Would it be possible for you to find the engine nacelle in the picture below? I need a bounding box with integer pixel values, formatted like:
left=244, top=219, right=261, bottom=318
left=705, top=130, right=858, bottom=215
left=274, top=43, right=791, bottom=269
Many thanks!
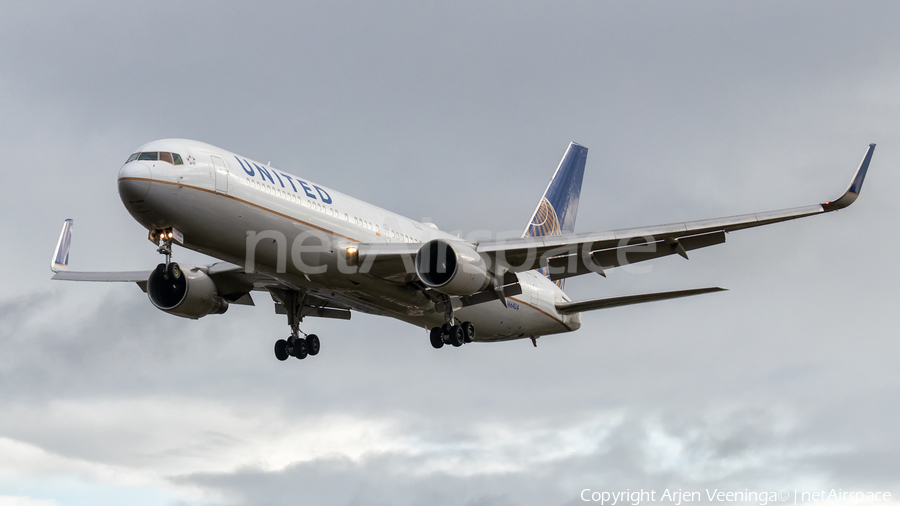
left=147, top=263, right=228, bottom=319
left=415, top=239, right=492, bottom=295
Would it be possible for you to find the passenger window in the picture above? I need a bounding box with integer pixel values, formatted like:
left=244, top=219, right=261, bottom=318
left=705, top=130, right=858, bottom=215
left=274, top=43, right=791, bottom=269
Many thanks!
left=173, top=153, right=184, bottom=165
left=127, top=153, right=139, bottom=163
left=159, top=152, right=174, bottom=164
left=138, top=152, right=158, bottom=161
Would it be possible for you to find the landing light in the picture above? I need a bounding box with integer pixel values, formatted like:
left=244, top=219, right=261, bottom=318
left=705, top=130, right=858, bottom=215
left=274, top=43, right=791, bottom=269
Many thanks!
left=345, top=246, right=359, bottom=267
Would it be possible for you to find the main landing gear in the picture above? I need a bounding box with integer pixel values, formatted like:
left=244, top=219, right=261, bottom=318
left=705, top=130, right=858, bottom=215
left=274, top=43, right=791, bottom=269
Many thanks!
left=429, top=321, right=475, bottom=349
left=273, top=291, right=321, bottom=362
left=429, top=295, right=475, bottom=349
left=274, top=333, right=319, bottom=361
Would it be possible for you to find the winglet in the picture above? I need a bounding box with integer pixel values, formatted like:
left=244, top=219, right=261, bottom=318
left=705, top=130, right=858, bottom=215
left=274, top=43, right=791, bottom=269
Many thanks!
left=822, top=144, right=875, bottom=211
left=51, top=219, right=73, bottom=273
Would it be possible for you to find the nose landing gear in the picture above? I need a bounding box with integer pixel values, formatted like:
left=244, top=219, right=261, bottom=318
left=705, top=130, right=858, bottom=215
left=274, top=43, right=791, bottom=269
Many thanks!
left=150, top=227, right=184, bottom=278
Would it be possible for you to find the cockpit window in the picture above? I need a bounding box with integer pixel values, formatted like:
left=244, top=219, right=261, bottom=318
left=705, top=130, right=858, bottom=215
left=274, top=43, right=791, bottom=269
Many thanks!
left=130, top=151, right=185, bottom=164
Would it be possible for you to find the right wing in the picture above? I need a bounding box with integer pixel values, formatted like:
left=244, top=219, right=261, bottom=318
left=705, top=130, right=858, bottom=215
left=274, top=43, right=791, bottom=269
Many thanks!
left=50, top=219, right=153, bottom=284
left=48, top=221, right=347, bottom=316
left=49, top=220, right=265, bottom=305
left=52, top=270, right=152, bottom=283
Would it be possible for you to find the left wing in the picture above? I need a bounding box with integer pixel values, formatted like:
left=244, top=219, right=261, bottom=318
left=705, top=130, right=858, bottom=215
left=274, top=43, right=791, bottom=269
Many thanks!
left=355, top=144, right=874, bottom=282
left=478, top=144, right=875, bottom=278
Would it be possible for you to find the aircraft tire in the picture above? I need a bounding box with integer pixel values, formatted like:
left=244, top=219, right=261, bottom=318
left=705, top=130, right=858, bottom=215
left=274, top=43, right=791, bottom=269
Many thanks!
left=462, top=321, right=475, bottom=343
left=307, top=334, right=320, bottom=356
left=293, top=338, right=308, bottom=359
left=449, top=325, right=464, bottom=347
left=430, top=327, right=444, bottom=349
left=274, top=339, right=289, bottom=361
left=166, top=262, right=181, bottom=280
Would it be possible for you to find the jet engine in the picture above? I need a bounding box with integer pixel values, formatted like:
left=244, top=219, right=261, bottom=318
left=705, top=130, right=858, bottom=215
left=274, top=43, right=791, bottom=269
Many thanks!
left=415, top=239, right=492, bottom=295
left=147, top=263, right=228, bottom=319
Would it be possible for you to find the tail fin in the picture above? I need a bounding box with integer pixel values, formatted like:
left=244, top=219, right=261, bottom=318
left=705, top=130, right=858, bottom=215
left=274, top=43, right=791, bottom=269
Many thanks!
left=524, top=142, right=588, bottom=237
left=51, top=219, right=73, bottom=273
left=524, top=143, right=587, bottom=289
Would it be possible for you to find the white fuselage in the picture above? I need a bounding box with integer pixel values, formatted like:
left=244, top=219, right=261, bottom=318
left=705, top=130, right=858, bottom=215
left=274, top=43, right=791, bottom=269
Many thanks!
left=117, top=139, right=581, bottom=341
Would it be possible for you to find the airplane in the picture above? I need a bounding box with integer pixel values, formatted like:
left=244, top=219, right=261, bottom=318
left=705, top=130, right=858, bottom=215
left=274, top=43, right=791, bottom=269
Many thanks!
left=51, top=139, right=875, bottom=362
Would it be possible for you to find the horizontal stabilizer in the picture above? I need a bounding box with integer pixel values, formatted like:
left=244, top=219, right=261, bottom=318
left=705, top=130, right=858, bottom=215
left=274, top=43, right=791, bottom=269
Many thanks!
left=555, top=286, right=726, bottom=315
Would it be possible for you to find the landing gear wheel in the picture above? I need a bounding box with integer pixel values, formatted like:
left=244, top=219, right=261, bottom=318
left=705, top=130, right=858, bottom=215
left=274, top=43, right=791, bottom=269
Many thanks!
left=292, top=338, right=308, bottom=359
left=462, top=321, right=475, bottom=343
left=430, top=327, right=444, bottom=349
left=166, top=262, right=181, bottom=280
left=448, top=325, right=464, bottom=347
left=274, top=339, right=289, bottom=361
left=306, top=334, right=320, bottom=356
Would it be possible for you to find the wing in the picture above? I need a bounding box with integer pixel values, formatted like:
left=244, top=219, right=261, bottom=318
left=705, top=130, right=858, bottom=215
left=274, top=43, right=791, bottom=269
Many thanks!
left=354, top=144, right=875, bottom=282
left=49, top=219, right=154, bottom=284
left=477, top=143, right=876, bottom=279
left=47, top=222, right=354, bottom=316
left=48, top=220, right=274, bottom=305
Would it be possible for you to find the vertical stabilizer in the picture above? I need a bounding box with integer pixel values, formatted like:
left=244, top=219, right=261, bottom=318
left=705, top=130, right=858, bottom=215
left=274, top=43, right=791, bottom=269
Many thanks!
left=524, top=142, right=588, bottom=237
left=524, top=143, right=587, bottom=289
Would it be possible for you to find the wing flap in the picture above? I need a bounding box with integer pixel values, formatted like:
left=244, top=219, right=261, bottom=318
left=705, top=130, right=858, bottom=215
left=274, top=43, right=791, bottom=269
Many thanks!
left=546, top=230, right=727, bottom=280
left=355, top=242, right=419, bottom=282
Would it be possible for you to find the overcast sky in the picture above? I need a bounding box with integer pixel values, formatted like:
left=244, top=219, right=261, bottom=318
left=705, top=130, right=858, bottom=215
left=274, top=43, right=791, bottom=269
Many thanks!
left=1, top=2, right=899, bottom=505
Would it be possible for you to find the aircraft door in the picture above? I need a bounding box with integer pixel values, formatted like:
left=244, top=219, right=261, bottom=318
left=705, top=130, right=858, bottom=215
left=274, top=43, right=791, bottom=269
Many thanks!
left=524, top=272, right=539, bottom=306
left=211, top=155, right=228, bottom=195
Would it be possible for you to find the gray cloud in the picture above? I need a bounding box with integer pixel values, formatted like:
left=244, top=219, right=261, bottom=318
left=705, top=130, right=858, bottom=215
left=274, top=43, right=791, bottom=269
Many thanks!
left=175, top=406, right=881, bottom=506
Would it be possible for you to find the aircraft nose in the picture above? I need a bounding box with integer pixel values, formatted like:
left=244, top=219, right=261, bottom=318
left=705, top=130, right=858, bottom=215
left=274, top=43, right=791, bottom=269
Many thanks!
left=118, top=161, right=152, bottom=200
